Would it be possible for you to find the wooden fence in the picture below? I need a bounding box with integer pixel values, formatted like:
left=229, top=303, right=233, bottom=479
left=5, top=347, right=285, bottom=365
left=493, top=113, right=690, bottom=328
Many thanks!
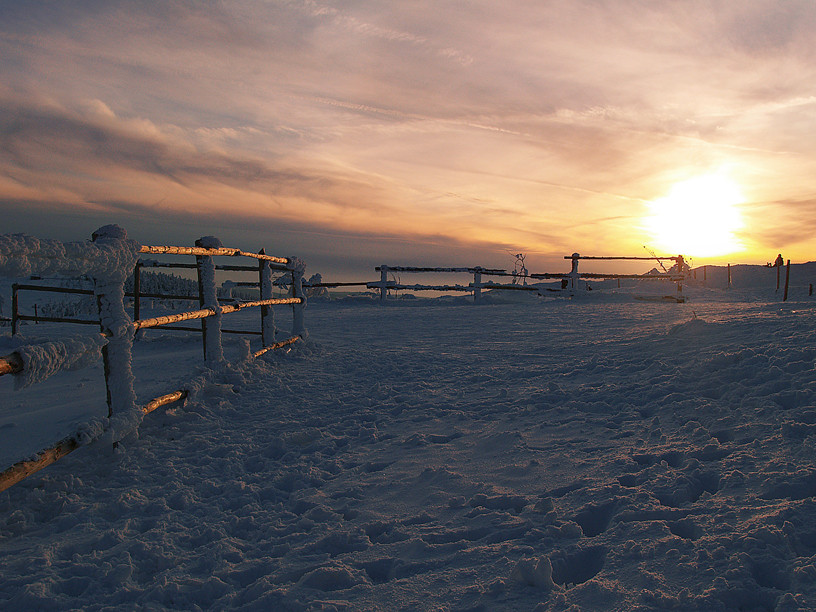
left=368, top=253, right=686, bottom=302
left=0, top=227, right=306, bottom=492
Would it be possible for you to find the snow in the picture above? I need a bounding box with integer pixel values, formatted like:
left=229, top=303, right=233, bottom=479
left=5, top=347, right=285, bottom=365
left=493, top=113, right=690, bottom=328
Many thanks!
left=260, top=261, right=277, bottom=344
left=91, top=225, right=140, bottom=444
left=13, top=335, right=107, bottom=390
left=198, top=254, right=225, bottom=365
left=0, top=227, right=139, bottom=279
left=2, top=284, right=816, bottom=610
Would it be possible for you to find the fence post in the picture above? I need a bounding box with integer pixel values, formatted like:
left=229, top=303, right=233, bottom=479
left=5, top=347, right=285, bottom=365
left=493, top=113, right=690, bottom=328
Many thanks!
left=675, top=254, right=685, bottom=300
left=727, top=263, right=731, bottom=289
left=133, top=261, right=142, bottom=322
left=290, top=259, right=307, bottom=337
left=783, top=260, right=791, bottom=302
left=380, top=265, right=388, bottom=302
left=91, top=225, right=137, bottom=419
left=258, top=248, right=276, bottom=345
left=195, top=236, right=224, bottom=364
left=569, top=254, right=580, bottom=292
left=11, top=284, right=18, bottom=336
left=473, top=267, right=482, bottom=304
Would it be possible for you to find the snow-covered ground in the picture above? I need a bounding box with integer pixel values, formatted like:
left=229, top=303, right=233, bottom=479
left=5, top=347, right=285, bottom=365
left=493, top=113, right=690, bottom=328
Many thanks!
left=2, top=288, right=816, bottom=610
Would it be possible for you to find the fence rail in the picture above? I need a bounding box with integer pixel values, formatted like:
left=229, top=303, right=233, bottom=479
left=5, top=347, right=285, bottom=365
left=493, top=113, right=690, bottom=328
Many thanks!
left=370, top=254, right=686, bottom=302
left=1, top=226, right=308, bottom=493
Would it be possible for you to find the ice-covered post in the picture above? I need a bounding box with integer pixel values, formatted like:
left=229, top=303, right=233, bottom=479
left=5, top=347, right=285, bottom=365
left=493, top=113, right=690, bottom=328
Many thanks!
left=91, top=225, right=138, bottom=419
left=133, top=261, right=142, bottom=322
left=258, top=248, right=276, bottom=346
left=379, top=265, right=388, bottom=302
left=675, top=254, right=685, bottom=300
left=195, top=236, right=224, bottom=364
left=569, top=253, right=580, bottom=292
left=473, top=267, right=482, bottom=304
left=289, top=257, right=307, bottom=337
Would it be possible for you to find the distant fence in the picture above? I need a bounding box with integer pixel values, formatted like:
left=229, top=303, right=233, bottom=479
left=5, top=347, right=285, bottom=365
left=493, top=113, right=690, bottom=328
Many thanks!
left=366, top=253, right=686, bottom=302
left=0, top=226, right=307, bottom=492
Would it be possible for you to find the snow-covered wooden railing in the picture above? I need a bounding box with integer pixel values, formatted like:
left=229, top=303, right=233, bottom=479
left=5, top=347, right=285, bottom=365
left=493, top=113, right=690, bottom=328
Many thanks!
left=371, top=255, right=686, bottom=302
left=371, top=266, right=515, bottom=303
left=558, top=254, right=686, bottom=300
left=0, top=226, right=307, bottom=493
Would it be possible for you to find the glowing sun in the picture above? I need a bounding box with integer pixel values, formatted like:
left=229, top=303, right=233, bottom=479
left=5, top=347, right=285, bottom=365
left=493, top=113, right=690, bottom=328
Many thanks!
left=644, top=173, right=744, bottom=257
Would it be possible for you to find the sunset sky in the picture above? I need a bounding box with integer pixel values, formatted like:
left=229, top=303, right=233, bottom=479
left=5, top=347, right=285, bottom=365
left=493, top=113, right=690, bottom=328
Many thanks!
left=2, top=1, right=816, bottom=277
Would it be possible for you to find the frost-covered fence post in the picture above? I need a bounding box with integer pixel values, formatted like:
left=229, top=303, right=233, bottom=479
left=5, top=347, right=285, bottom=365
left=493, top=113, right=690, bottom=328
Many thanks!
left=258, top=248, right=276, bottom=346
left=11, top=283, right=19, bottom=335
left=195, top=236, right=224, bottom=364
left=289, top=258, right=307, bottom=337
left=380, top=265, right=388, bottom=302
left=569, top=253, right=580, bottom=292
left=473, top=267, right=482, bottom=304
left=675, top=254, right=685, bottom=300
left=91, top=225, right=138, bottom=420
left=133, top=260, right=142, bottom=322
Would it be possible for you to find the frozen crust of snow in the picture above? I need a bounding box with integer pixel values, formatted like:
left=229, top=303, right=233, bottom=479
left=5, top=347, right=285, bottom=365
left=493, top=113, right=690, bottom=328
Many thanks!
left=13, top=335, right=107, bottom=390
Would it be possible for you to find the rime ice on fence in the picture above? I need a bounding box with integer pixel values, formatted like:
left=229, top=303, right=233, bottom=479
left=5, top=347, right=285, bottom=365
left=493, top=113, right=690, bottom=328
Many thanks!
left=289, top=257, right=308, bottom=338
left=0, top=229, right=139, bottom=279
left=259, top=250, right=276, bottom=345
left=13, top=335, right=107, bottom=390
left=91, top=225, right=140, bottom=439
left=196, top=236, right=225, bottom=364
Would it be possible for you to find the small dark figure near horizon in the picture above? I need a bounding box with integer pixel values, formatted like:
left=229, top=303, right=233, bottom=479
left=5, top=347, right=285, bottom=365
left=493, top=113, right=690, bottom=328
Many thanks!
left=773, top=254, right=784, bottom=267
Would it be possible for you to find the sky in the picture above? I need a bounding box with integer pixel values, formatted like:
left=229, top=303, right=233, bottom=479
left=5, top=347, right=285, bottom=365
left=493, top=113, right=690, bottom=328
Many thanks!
left=2, top=0, right=816, bottom=278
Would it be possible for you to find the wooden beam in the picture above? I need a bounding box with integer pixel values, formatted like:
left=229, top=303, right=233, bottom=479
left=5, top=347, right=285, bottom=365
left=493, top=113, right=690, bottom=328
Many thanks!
left=0, top=437, right=79, bottom=493
left=132, top=298, right=304, bottom=331
left=142, top=390, right=187, bottom=415
left=375, top=266, right=507, bottom=275
left=563, top=255, right=680, bottom=261
left=139, top=245, right=289, bottom=265
left=252, top=335, right=301, bottom=358
left=0, top=352, right=23, bottom=376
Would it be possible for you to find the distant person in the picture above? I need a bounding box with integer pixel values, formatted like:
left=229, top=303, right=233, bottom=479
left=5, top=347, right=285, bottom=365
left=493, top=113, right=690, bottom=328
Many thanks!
left=773, top=254, right=784, bottom=267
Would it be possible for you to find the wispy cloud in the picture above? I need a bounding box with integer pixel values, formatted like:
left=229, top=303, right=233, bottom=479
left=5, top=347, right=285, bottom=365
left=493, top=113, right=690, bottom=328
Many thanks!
left=2, top=0, right=816, bottom=268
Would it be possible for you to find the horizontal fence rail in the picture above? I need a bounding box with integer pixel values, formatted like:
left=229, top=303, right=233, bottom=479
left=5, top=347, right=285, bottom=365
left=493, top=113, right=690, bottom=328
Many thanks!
left=371, top=254, right=686, bottom=302
left=139, top=245, right=290, bottom=265
left=1, top=226, right=308, bottom=492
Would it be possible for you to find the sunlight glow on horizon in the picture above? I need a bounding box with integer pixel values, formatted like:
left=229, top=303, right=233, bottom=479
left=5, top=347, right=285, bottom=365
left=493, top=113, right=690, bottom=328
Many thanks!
left=644, top=173, right=745, bottom=258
